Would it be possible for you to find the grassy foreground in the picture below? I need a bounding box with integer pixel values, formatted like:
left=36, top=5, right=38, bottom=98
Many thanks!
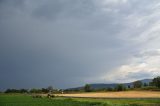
left=0, top=94, right=160, bottom=106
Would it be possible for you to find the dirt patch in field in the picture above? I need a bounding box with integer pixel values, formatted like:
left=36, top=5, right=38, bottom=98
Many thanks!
left=57, top=91, right=160, bottom=98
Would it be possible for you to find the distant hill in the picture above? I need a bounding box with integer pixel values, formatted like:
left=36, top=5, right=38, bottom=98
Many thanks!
left=66, top=79, right=152, bottom=90
left=139, top=79, right=152, bottom=84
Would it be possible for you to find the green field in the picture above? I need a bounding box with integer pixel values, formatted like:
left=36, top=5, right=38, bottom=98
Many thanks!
left=0, top=94, right=160, bottom=106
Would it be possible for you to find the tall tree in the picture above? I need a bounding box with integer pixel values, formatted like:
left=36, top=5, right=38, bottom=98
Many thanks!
left=133, top=81, right=142, bottom=88
left=115, top=84, right=126, bottom=91
left=152, top=76, right=160, bottom=88
left=47, top=86, right=54, bottom=93
left=84, top=84, right=92, bottom=92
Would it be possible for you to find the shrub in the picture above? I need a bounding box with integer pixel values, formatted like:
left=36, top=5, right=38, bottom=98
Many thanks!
left=140, top=86, right=159, bottom=91
left=107, top=87, right=113, bottom=91
left=32, top=95, right=42, bottom=98
left=47, top=94, right=55, bottom=98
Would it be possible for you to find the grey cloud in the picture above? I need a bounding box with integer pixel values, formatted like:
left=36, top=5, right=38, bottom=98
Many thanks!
left=127, top=71, right=153, bottom=79
left=0, top=0, right=160, bottom=90
left=32, top=0, right=97, bottom=20
left=135, top=49, right=160, bottom=58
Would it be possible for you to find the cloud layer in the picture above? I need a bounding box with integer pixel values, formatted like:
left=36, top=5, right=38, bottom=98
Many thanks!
left=0, top=0, right=160, bottom=90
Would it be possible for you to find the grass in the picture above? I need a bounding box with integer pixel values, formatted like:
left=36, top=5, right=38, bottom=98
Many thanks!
left=0, top=94, right=160, bottom=106
left=74, top=98, right=160, bottom=106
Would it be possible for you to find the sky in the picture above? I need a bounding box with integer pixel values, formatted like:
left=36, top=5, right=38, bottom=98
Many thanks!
left=0, top=0, right=160, bottom=90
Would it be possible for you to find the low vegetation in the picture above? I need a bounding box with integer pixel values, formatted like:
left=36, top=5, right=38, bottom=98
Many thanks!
left=65, top=76, right=160, bottom=92
left=3, top=76, right=160, bottom=94
left=0, top=94, right=160, bottom=106
left=1, top=76, right=160, bottom=106
left=4, top=86, right=63, bottom=94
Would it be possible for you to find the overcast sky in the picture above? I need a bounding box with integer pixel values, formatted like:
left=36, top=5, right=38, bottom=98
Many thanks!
left=0, top=0, right=160, bottom=90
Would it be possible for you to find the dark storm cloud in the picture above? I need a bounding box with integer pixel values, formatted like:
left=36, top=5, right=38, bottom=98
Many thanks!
left=0, top=0, right=160, bottom=90
left=32, top=0, right=96, bottom=20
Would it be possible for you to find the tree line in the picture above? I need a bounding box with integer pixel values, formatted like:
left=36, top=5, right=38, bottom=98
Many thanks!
left=2, top=76, right=160, bottom=93
left=83, top=76, right=160, bottom=92
left=4, top=86, right=62, bottom=94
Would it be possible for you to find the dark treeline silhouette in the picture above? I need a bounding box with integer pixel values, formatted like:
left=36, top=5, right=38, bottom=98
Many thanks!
left=65, top=76, right=160, bottom=92
left=3, top=76, right=160, bottom=93
left=5, top=89, right=28, bottom=93
left=4, top=86, right=63, bottom=94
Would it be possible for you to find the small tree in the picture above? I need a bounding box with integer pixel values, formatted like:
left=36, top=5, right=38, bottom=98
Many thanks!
left=152, top=76, right=160, bottom=88
left=42, top=88, right=49, bottom=93
left=149, top=81, right=154, bottom=86
left=115, top=84, right=126, bottom=91
left=47, top=86, right=53, bottom=93
left=133, top=81, right=142, bottom=88
left=107, top=87, right=113, bottom=91
left=143, top=83, right=148, bottom=87
left=19, top=89, right=28, bottom=93
left=84, top=84, right=92, bottom=92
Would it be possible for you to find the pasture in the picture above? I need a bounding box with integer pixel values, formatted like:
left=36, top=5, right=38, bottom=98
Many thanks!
left=0, top=93, right=160, bottom=106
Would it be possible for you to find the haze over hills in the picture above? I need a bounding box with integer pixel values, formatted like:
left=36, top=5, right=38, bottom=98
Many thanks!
left=66, top=79, right=152, bottom=90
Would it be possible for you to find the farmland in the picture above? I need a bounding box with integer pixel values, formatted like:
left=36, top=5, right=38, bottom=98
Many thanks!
left=0, top=93, right=160, bottom=106
left=58, top=91, right=160, bottom=98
